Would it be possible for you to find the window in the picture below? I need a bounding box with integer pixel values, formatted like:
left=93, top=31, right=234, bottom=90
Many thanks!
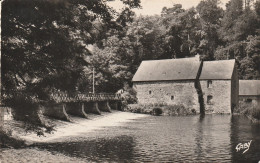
left=246, top=98, right=252, bottom=103
left=207, top=80, right=212, bottom=88
left=171, top=96, right=174, bottom=100
left=149, top=90, right=152, bottom=95
left=207, top=95, right=213, bottom=104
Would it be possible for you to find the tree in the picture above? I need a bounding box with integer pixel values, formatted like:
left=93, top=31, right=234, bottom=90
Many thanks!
left=2, top=0, right=140, bottom=129
left=245, top=35, right=260, bottom=78
left=161, top=5, right=199, bottom=58
left=196, top=0, right=223, bottom=60
left=219, top=0, right=243, bottom=42
left=216, top=0, right=260, bottom=79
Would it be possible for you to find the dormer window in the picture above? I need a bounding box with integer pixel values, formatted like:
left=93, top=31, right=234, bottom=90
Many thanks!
left=207, top=80, right=212, bottom=88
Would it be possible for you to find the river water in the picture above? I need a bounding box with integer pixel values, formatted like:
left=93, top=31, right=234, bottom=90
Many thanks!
left=29, top=114, right=259, bottom=163
left=2, top=114, right=260, bottom=162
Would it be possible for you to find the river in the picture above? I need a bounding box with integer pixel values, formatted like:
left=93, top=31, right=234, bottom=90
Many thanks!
left=1, top=114, right=260, bottom=162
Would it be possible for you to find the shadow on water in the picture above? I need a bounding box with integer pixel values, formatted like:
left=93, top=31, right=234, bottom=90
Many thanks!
left=33, top=135, right=136, bottom=162
left=28, top=115, right=260, bottom=162
left=194, top=114, right=205, bottom=159
left=230, top=115, right=260, bottom=163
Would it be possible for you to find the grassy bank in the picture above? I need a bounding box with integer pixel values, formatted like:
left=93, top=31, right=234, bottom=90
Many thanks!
left=234, top=102, right=260, bottom=123
left=125, top=104, right=197, bottom=116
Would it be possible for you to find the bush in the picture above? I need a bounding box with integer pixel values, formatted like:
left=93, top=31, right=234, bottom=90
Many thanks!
left=152, top=108, right=163, bottom=116
left=126, top=103, right=196, bottom=116
left=242, top=107, right=260, bottom=120
left=237, top=101, right=260, bottom=120
left=163, top=104, right=196, bottom=116
left=120, top=84, right=137, bottom=110
left=0, top=129, right=26, bottom=148
left=3, top=94, right=53, bottom=135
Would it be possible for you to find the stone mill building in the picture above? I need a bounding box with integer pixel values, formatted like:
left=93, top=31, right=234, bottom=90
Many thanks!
left=199, top=60, right=238, bottom=113
left=132, top=56, right=239, bottom=114
left=239, top=80, right=260, bottom=109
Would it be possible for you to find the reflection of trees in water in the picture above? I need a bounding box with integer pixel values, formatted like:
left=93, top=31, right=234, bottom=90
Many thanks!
left=230, top=115, right=241, bottom=162
left=194, top=114, right=205, bottom=159
left=34, top=135, right=135, bottom=162
left=230, top=115, right=260, bottom=163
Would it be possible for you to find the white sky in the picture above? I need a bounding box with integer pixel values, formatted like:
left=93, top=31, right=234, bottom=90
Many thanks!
left=108, top=0, right=230, bottom=16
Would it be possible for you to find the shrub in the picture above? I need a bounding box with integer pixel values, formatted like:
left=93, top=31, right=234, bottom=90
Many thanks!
left=164, top=104, right=195, bottom=116
left=152, top=108, right=163, bottom=116
left=3, top=94, right=54, bottom=135
left=243, top=107, right=260, bottom=120
left=126, top=103, right=196, bottom=116
left=0, top=129, right=26, bottom=148
left=237, top=101, right=260, bottom=120
left=120, top=84, right=137, bottom=110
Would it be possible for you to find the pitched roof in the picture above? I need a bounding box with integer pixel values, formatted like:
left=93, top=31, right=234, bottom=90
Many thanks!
left=239, top=80, right=260, bottom=96
left=132, top=58, right=201, bottom=82
left=199, top=60, right=235, bottom=80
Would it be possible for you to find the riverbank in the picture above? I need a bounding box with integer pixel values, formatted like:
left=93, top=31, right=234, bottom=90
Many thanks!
left=126, top=104, right=197, bottom=116
left=8, top=111, right=148, bottom=144
left=234, top=102, right=260, bottom=123
left=1, top=111, right=148, bottom=162
left=0, top=148, right=87, bottom=163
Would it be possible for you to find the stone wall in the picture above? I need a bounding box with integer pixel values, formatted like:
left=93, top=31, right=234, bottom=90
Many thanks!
left=200, top=80, right=231, bottom=113
left=133, top=80, right=200, bottom=113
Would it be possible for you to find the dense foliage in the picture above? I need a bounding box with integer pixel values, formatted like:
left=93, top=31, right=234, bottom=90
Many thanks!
left=1, top=0, right=140, bottom=127
left=92, top=0, right=260, bottom=93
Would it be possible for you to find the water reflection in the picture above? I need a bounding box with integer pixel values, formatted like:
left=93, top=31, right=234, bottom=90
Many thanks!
left=193, top=115, right=232, bottom=162
left=35, top=135, right=135, bottom=162
left=194, top=114, right=206, bottom=160
left=230, top=115, right=260, bottom=163
left=33, top=115, right=260, bottom=162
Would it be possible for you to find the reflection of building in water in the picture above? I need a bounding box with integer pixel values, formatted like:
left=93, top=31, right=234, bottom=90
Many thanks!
left=239, top=80, right=260, bottom=109
left=132, top=55, right=238, bottom=114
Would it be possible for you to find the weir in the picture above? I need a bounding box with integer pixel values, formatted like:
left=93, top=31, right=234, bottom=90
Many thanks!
left=99, top=101, right=112, bottom=112
left=42, top=103, right=71, bottom=122
left=5, top=93, right=122, bottom=122
left=84, top=102, right=101, bottom=115
left=109, top=101, right=122, bottom=111
left=66, top=103, right=88, bottom=118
